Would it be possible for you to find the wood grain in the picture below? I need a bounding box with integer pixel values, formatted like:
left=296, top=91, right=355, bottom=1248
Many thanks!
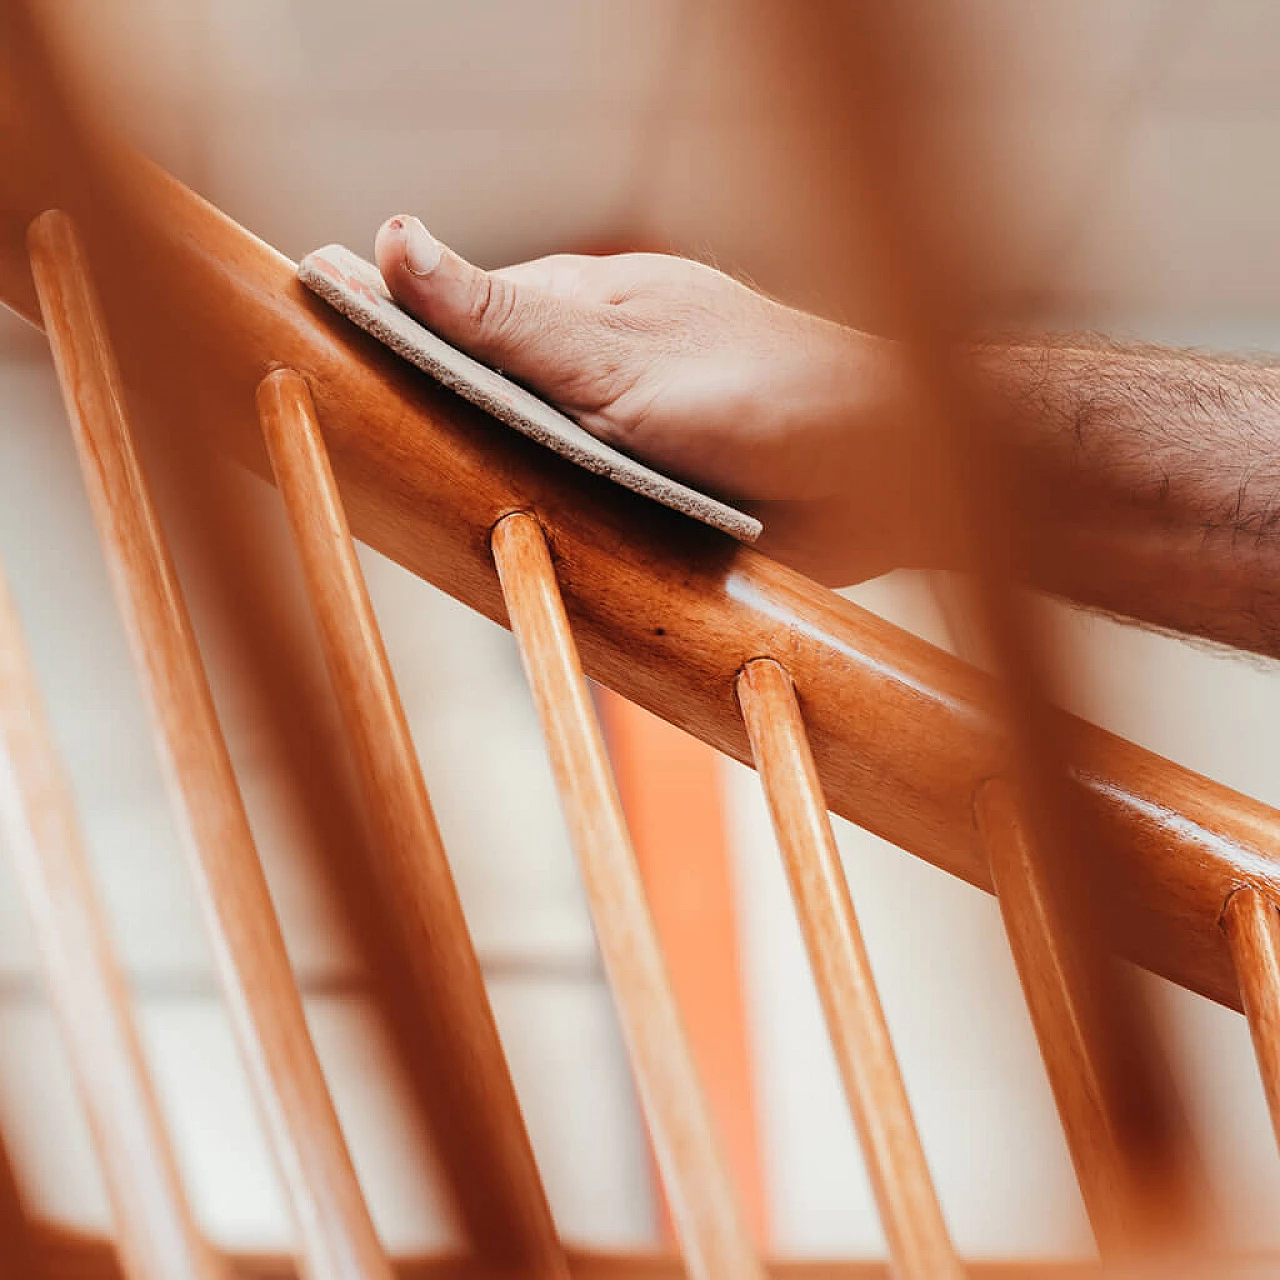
left=1223, top=887, right=1280, bottom=1154
left=491, top=512, right=763, bottom=1280
left=256, top=368, right=566, bottom=1276
left=737, top=658, right=961, bottom=1280
left=974, top=778, right=1207, bottom=1257
left=0, top=564, right=227, bottom=1280
left=3, top=117, right=1280, bottom=1014
left=26, top=209, right=393, bottom=1280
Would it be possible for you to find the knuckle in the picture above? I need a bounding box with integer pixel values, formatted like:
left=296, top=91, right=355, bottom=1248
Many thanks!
left=468, top=272, right=520, bottom=339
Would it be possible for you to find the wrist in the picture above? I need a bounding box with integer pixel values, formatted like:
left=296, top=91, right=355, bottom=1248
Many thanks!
left=767, top=318, right=900, bottom=499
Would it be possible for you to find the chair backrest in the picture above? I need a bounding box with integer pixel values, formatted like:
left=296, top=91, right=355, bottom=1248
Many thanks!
left=5, top=14, right=1280, bottom=1274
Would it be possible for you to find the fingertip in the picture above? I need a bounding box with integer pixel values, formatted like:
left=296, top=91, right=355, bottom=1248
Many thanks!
left=374, top=215, right=410, bottom=284
left=374, top=214, right=402, bottom=251
left=376, top=214, right=442, bottom=281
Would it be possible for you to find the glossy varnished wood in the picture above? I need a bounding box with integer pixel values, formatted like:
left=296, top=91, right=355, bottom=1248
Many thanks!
left=26, top=209, right=392, bottom=1280
left=256, top=368, right=566, bottom=1276
left=974, top=778, right=1123, bottom=1246
left=737, top=658, right=960, bottom=1280
left=491, top=512, right=762, bottom=1280
left=3, top=133, right=1280, bottom=1013
left=1223, top=887, right=1280, bottom=1153
left=0, top=566, right=226, bottom=1280
left=974, top=778, right=1204, bottom=1256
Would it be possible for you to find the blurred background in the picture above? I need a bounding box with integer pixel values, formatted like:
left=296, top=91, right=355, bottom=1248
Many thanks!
left=5, top=0, right=1280, bottom=1265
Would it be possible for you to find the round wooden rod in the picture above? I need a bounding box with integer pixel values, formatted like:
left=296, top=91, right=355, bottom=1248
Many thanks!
left=26, top=208, right=393, bottom=1280
left=3, top=152, right=1279, bottom=1013
left=974, top=779, right=1212, bottom=1257
left=491, top=511, right=764, bottom=1280
left=0, top=564, right=228, bottom=1280
left=1222, top=887, right=1280, bottom=1155
left=256, top=368, right=567, bottom=1276
left=737, top=658, right=960, bottom=1280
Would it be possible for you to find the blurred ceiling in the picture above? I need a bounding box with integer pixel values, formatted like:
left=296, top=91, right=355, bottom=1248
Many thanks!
left=14, top=0, right=1280, bottom=345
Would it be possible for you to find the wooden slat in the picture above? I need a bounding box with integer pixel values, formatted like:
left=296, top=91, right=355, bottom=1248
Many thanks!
left=490, top=511, right=763, bottom=1280
left=0, top=565, right=226, bottom=1280
left=1223, top=887, right=1280, bottom=1153
left=736, top=658, right=961, bottom=1280
left=26, top=208, right=392, bottom=1280
left=974, top=777, right=1204, bottom=1257
left=255, top=368, right=566, bottom=1276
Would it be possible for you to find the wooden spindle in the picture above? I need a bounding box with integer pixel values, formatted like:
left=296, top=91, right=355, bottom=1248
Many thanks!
left=26, top=209, right=393, bottom=1280
left=974, top=777, right=1204, bottom=1257
left=737, top=658, right=961, bottom=1280
left=0, top=565, right=227, bottom=1280
left=975, top=777, right=1121, bottom=1248
left=1223, top=887, right=1280, bottom=1154
left=490, top=512, right=763, bottom=1280
left=256, top=368, right=567, bottom=1276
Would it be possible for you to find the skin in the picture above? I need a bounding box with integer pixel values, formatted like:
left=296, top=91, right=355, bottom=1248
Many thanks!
left=375, top=215, right=1280, bottom=658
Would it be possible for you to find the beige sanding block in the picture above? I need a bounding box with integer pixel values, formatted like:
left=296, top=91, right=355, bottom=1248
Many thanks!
left=298, top=245, right=761, bottom=543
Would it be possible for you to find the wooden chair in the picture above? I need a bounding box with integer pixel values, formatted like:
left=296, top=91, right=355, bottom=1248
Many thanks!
left=6, top=4, right=1280, bottom=1276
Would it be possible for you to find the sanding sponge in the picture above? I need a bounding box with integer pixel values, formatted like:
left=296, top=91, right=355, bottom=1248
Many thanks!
left=298, top=245, right=762, bottom=543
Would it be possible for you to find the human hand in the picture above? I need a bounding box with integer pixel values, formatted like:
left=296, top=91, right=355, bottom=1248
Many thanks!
left=374, top=215, right=909, bottom=583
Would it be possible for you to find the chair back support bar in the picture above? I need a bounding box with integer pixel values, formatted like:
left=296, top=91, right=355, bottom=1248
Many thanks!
left=492, top=511, right=764, bottom=1280
left=1223, top=888, right=1280, bottom=1154
left=256, top=368, right=568, bottom=1275
left=737, top=658, right=961, bottom=1279
left=974, top=780, right=1210, bottom=1256
left=27, top=209, right=393, bottom=1280
left=0, top=565, right=227, bottom=1280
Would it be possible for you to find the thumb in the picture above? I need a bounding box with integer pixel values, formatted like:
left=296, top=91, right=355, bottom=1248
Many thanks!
left=374, top=215, right=594, bottom=390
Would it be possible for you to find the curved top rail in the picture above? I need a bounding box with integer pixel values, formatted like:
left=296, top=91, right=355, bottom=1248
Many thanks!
left=2, top=140, right=1279, bottom=1012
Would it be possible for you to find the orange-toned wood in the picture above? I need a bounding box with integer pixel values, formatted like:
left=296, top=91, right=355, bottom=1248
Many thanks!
left=255, top=368, right=566, bottom=1276
left=3, top=108, right=1280, bottom=1014
left=28, top=1221, right=1150, bottom=1280
left=490, top=512, right=763, bottom=1280
left=26, top=209, right=392, bottom=1280
left=737, top=658, right=961, bottom=1280
left=31, top=1222, right=1141, bottom=1280
left=0, top=565, right=226, bottom=1280
left=974, top=778, right=1205, bottom=1257
left=1222, top=887, right=1280, bottom=1153
left=598, top=690, right=769, bottom=1246
left=0, top=1128, right=43, bottom=1280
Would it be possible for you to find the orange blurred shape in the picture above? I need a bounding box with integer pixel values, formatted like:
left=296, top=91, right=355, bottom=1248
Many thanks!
left=598, top=687, right=769, bottom=1247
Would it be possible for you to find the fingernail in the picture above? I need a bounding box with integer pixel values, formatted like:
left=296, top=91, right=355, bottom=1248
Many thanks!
left=402, top=216, right=442, bottom=276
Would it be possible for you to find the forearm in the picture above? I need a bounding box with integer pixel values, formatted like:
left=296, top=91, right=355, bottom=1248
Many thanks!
left=971, top=339, right=1280, bottom=655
